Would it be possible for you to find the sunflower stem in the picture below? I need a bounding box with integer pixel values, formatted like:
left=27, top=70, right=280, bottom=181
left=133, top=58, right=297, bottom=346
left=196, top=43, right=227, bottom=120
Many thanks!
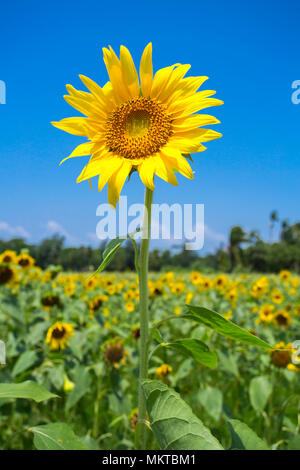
left=136, top=186, right=153, bottom=449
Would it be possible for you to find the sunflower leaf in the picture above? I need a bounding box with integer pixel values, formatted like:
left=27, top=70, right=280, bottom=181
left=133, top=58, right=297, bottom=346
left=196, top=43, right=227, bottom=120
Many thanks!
left=0, top=381, right=58, bottom=402
left=163, top=339, right=217, bottom=368
left=30, top=423, right=89, bottom=450
left=142, top=379, right=223, bottom=450
left=89, top=228, right=140, bottom=278
left=184, top=305, right=274, bottom=349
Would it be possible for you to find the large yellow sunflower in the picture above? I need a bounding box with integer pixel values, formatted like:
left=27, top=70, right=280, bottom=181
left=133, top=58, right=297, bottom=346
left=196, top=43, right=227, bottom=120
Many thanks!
left=52, top=44, right=223, bottom=207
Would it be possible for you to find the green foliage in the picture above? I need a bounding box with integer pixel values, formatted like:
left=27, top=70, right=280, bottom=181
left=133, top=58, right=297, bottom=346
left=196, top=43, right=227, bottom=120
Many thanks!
left=184, top=305, right=273, bottom=349
left=228, top=419, right=269, bottom=450
left=0, top=381, right=57, bottom=402
left=142, top=380, right=223, bottom=450
left=163, top=339, right=217, bottom=368
left=30, top=423, right=88, bottom=450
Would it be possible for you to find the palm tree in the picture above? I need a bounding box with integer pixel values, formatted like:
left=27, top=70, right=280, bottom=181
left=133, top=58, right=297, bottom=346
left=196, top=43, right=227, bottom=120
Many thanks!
left=269, top=210, right=278, bottom=242
left=228, top=225, right=248, bottom=271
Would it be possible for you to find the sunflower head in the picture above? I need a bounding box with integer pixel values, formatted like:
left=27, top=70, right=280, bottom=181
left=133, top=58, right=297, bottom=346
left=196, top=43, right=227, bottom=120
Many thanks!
left=103, top=338, right=127, bottom=367
left=0, top=250, right=17, bottom=264
left=52, top=44, right=223, bottom=206
left=0, top=263, right=17, bottom=285
left=273, top=310, right=291, bottom=328
left=155, top=363, right=172, bottom=378
left=46, top=321, right=74, bottom=350
left=16, top=253, right=35, bottom=270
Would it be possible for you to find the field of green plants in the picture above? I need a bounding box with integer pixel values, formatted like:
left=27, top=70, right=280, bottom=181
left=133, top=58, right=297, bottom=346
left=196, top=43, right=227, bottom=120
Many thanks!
left=0, top=250, right=300, bottom=450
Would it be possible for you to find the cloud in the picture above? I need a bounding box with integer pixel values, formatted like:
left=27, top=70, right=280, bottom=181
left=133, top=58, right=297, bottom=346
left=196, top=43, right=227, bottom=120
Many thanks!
left=46, top=220, right=78, bottom=245
left=0, top=221, right=30, bottom=239
left=204, top=225, right=227, bottom=243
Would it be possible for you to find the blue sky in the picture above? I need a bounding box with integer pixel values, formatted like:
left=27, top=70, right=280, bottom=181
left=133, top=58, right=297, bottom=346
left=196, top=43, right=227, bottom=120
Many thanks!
left=0, top=0, right=299, bottom=253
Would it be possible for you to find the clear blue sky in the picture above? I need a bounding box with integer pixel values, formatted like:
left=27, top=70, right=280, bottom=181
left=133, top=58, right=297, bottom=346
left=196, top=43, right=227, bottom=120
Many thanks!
left=0, top=0, right=299, bottom=253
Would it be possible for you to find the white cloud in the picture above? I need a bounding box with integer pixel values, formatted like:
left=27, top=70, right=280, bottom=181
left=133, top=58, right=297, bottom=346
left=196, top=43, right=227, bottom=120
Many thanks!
left=46, top=220, right=78, bottom=245
left=0, top=221, right=30, bottom=239
left=204, top=225, right=227, bottom=243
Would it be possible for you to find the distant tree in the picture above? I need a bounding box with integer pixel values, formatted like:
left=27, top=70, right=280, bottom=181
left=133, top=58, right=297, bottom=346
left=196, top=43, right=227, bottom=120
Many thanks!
left=269, top=210, right=279, bottom=242
left=229, top=225, right=248, bottom=271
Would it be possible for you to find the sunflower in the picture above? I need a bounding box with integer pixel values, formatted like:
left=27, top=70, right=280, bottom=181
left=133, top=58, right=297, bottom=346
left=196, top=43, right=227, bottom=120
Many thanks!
left=103, top=338, right=127, bottom=367
left=46, top=321, right=74, bottom=350
left=16, top=253, right=35, bottom=270
left=52, top=44, right=223, bottom=206
left=0, top=263, right=17, bottom=285
left=256, top=304, right=274, bottom=324
left=279, top=270, right=291, bottom=282
left=273, top=310, right=292, bottom=328
left=0, top=250, right=17, bottom=264
left=155, top=363, right=172, bottom=378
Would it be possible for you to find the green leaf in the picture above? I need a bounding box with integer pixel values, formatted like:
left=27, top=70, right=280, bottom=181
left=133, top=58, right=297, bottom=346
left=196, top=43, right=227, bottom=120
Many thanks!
left=91, top=229, right=140, bottom=277
left=164, top=339, right=217, bottom=368
left=218, top=351, right=239, bottom=377
left=228, top=419, right=269, bottom=450
left=12, top=350, right=38, bottom=377
left=66, top=366, right=91, bottom=411
left=198, top=387, right=223, bottom=421
left=30, top=423, right=89, bottom=450
left=185, top=305, right=273, bottom=349
left=288, top=435, right=300, bottom=450
left=142, top=379, right=223, bottom=450
left=0, top=381, right=57, bottom=402
left=249, top=376, right=273, bottom=412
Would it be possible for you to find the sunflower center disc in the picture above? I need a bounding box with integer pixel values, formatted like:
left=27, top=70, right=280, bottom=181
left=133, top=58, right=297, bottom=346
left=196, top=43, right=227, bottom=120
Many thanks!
left=105, top=97, right=173, bottom=159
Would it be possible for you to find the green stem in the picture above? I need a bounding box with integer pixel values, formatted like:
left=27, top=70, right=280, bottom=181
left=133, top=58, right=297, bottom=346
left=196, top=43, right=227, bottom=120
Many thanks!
left=136, top=186, right=153, bottom=449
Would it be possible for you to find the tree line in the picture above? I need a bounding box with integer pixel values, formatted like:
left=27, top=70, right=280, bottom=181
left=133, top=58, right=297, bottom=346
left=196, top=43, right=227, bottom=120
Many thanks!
left=1, top=213, right=299, bottom=273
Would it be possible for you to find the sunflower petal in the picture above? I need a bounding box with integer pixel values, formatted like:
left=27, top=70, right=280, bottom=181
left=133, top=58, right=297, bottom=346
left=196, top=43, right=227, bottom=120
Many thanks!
left=108, top=161, right=132, bottom=207
left=60, top=142, right=99, bottom=165
left=140, top=43, right=153, bottom=98
left=155, top=156, right=178, bottom=186
left=103, top=47, right=131, bottom=103
left=138, top=157, right=156, bottom=190
left=120, top=45, right=140, bottom=98
left=161, top=148, right=194, bottom=179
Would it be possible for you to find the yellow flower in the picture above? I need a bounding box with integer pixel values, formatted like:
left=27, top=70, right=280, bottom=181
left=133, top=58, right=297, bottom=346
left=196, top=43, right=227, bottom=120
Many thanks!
left=273, top=310, right=292, bottom=328
left=125, top=301, right=135, bottom=312
left=190, top=271, right=202, bottom=285
left=46, top=321, right=74, bottom=350
left=155, top=363, right=172, bottom=378
left=174, top=306, right=182, bottom=315
left=0, top=263, right=18, bottom=286
left=52, top=43, right=223, bottom=207
left=280, top=270, right=291, bottom=282
left=271, top=289, right=284, bottom=305
left=270, top=342, right=298, bottom=370
left=185, top=291, right=194, bottom=304
left=63, top=374, right=75, bottom=392
left=257, top=304, right=274, bottom=324
left=294, top=305, right=300, bottom=316
left=0, top=250, right=17, bottom=264
left=84, top=276, right=98, bottom=290
left=224, top=310, right=232, bottom=320
left=106, top=284, right=116, bottom=295
left=89, top=295, right=108, bottom=315
left=64, top=281, right=76, bottom=296
left=291, top=277, right=299, bottom=288
left=16, top=253, right=35, bottom=270
left=213, top=274, right=228, bottom=290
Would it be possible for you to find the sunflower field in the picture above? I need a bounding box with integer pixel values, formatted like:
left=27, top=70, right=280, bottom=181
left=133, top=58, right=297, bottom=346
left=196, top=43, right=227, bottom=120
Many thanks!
left=0, top=248, right=300, bottom=450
